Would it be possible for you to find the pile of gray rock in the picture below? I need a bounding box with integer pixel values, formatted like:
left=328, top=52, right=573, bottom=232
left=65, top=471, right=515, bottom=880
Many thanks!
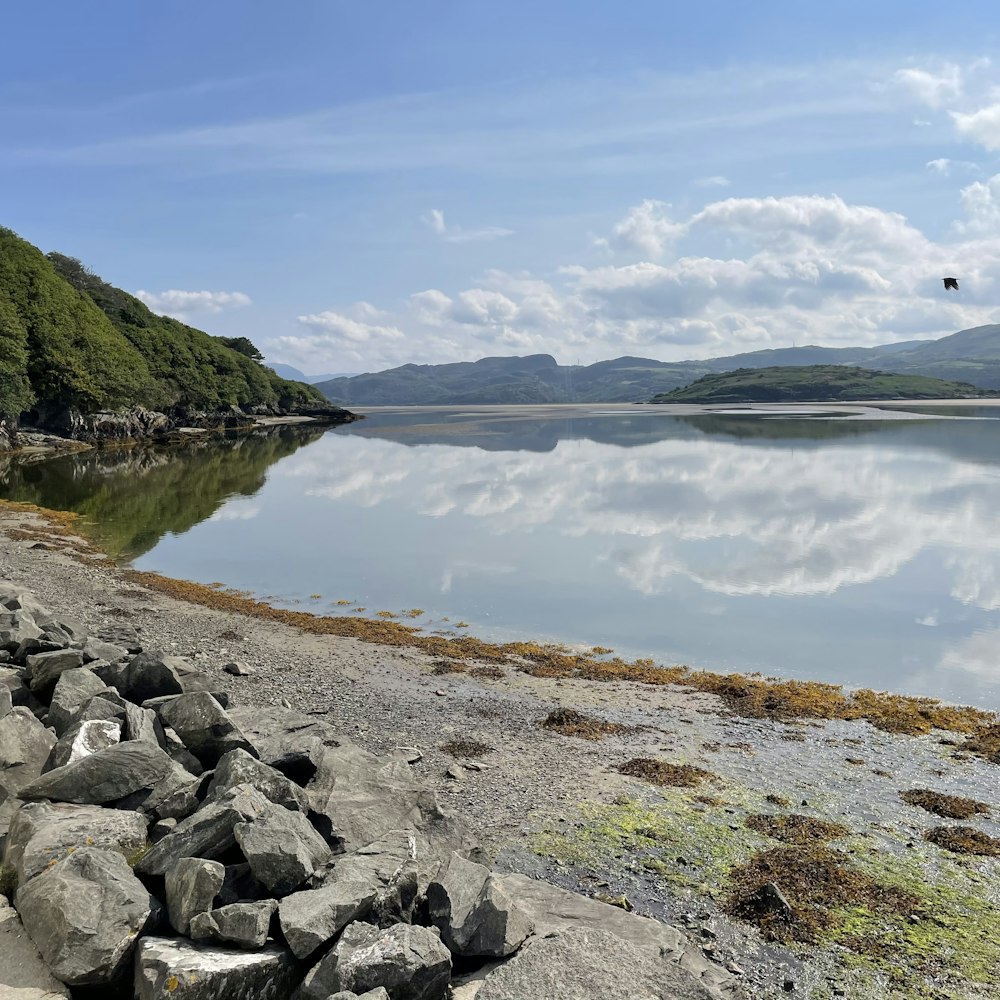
left=0, top=581, right=737, bottom=1000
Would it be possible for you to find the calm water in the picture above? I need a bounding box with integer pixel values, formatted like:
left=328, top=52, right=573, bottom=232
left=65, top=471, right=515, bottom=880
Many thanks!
left=4, top=408, right=1000, bottom=707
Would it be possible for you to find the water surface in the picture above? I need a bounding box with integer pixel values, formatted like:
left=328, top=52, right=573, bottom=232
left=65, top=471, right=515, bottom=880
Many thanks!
left=4, top=409, right=1000, bottom=708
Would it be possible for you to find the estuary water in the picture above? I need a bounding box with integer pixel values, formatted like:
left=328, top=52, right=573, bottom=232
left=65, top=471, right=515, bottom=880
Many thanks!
left=4, top=406, right=1000, bottom=708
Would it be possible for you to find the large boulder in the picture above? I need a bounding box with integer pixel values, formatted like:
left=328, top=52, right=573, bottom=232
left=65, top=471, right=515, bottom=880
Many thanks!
left=426, top=853, right=533, bottom=958
left=46, top=668, right=108, bottom=736
left=207, top=748, right=310, bottom=812
left=493, top=874, right=738, bottom=998
left=43, top=718, right=122, bottom=773
left=80, top=638, right=129, bottom=665
left=189, top=899, right=277, bottom=949
left=120, top=651, right=184, bottom=703
left=18, top=739, right=196, bottom=811
left=227, top=705, right=343, bottom=783
left=16, top=847, right=160, bottom=987
left=0, top=683, right=12, bottom=722
left=0, top=707, right=57, bottom=805
left=234, top=801, right=332, bottom=895
left=3, top=800, right=149, bottom=885
left=306, top=744, right=474, bottom=856
left=160, top=693, right=257, bottom=768
left=123, top=700, right=167, bottom=746
left=475, top=926, right=718, bottom=1000
left=279, top=879, right=378, bottom=959
left=0, top=610, right=43, bottom=653
left=134, top=936, right=298, bottom=1000
left=0, top=897, right=71, bottom=999
left=298, top=922, right=451, bottom=1000
left=137, top=784, right=270, bottom=877
left=165, top=856, right=225, bottom=935
left=26, top=649, right=85, bottom=697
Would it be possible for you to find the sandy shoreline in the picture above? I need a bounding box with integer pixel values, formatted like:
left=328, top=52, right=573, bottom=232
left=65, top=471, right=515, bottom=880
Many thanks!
left=3, top=504, right=1000, bottom=998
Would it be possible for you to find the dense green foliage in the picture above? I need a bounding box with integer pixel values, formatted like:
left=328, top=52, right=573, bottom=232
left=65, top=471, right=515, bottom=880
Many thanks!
left=650, top=366, right=994, bottom=404
left=0, top=227, right=324, bottom=421
left=318, top=327, right=1000, bottom=405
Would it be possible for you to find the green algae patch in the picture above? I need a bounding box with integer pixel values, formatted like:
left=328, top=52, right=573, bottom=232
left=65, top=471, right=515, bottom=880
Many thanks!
left=532, top=793, right=761, bottom=896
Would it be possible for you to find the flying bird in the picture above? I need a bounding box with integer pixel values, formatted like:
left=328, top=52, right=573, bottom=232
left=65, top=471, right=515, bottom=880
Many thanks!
left=942, top=277, right=959, bottom=291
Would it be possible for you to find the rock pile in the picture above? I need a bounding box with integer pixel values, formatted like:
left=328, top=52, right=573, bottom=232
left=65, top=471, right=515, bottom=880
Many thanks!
left=0, top=580, right=738, bottom=999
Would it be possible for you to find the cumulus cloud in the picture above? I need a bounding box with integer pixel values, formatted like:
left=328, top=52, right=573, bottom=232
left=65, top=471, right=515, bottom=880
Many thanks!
left=951, top=102, right=1000, bottom=150
left=134, top=289, right=252, bottom=317
left=892, top=64, right=965, bottom=108
left=600, top=199, right=685, bottom=259
left=276, top=188, right=1000, bottom=370
left=421, top=208, right=514, bottom=243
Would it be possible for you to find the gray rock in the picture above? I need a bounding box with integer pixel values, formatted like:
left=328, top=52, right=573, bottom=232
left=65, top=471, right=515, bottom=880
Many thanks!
left=150, top=817, right=177, bottom=842
left=0, top=610, right=43, bottom=653
left=19, top=740, right=197, bottom=811
left=0, top=900, right=72, bottom=998
left=189, top=899, right=277, bottom=949
left=330, top=992, right=391, bottom=1000
left=123, top=700, right=167, bottom=746
left=163, top=725, right=205, bottom=775
left=427, top=853, right=533, bottom=958
left=43, top=718, right=122, bottom=773
left=306, top=744, right=474, bottom=856
left=165, top=856, right=225, bottom=934
left=16, top=847, right=160, bottom=986
left=95, top=622, right=141, bottom=652
left=3, top=800, right=149, bottom=885
left=46, top=668, right=107, bottom=736
left=35, top=614, right=86, bottom=642
left=91, top=656, right=130, bottom=689
left=134, top=936, right=298, bottom=1000
left=26, top=649, right=85, bottom=696
left=493, top=874, right=738, bottom=998
left=298, top=921, right=451, bottom=1000
left=160, top=693, right=257, bottom=768
left=0, top=707, right=56, bottom=805
left=279, top=879, right=378, bottom=959
left=217, top=861, right=270, bottom=906
left=207, top=748, right=310, bottom=812
left=0, top=683, right=11, bottom=721
left=70, top=693, right=127, bottom=728
left=137, top=784, right=270, bottom=876
left=121, top=650, right=184, bottom=704
left=81, top=639, right=129, bottom=665
left=223, top=660, right=252, bottom=676
left=234, top=801, right=332, bottom=895
left=227, top=705, right=342, bottom=784
left=476, top=926, right=718, bottom=1000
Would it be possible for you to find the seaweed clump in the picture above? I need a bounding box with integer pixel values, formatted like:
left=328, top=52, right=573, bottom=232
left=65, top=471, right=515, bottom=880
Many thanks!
left=900, top=789, right=990, bottom=820
left=746, top=813, right=849, bottom=845
left=469, top=665, right=504, bottom=680
left=431, top=659, right=468, bottom=675
left=726, top=845, right=922, bottom=944
left=440, top=739, right=493, bottom=758
left=924, top=826, right=1000, bottom=857
left=616, top=758, right=714, bottom=788
left=540, top=708, right=628, bottom=741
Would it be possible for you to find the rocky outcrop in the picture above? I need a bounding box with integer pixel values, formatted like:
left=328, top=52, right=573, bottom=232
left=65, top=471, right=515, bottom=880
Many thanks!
left=0, top=580, right=738, bottom=999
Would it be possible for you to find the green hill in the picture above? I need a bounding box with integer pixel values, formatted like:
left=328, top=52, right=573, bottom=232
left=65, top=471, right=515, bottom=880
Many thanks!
left=650, top=366, right=996, bottom=404
left=0, top=227, right=342, bottom=442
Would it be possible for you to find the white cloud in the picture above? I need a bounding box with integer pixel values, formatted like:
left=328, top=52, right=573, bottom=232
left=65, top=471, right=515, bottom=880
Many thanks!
left=951, top=102, right=1000, bottom=150
left=694, top=175, right=731, bottom=187
left=926, top=157, right=980, bottom=176
left=601, top=199, right=685, bottom=259
left=133, top=289, right=252, bottom=317
left=421, top=208, right=514, bottom=243
left=274, top=190, right=1000, bottom=371
left=956, top=174, right=1000, bottom=235
left=892, top=64, right=964, bottom=108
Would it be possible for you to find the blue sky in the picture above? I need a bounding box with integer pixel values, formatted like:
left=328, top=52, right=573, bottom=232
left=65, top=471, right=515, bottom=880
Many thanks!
left=3, top=2, right=1000, bottom=373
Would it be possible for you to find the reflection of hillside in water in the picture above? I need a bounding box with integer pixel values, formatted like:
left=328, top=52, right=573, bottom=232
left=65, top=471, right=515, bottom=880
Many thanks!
left=0, top=426, right=326, bottom=560
left=342, top=409, right=1000, bottom=470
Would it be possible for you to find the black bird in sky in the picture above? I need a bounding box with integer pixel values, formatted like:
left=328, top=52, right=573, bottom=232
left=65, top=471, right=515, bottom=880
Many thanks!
left=943, top=277, right=960, bottom=291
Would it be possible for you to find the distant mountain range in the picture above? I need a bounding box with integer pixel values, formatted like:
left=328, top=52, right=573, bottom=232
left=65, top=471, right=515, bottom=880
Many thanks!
left=314, top=324, right=1000, bottom=405
left=265, top=362, right=356, bottom=384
